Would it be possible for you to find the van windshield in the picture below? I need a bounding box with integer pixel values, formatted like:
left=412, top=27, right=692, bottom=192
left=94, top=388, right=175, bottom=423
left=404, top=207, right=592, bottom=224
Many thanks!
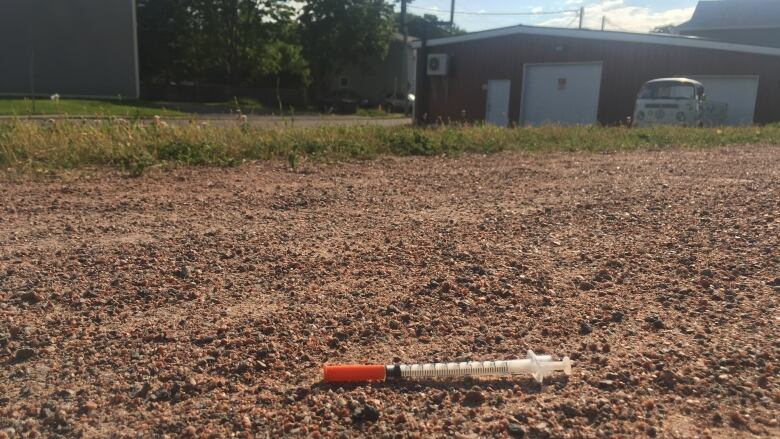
left=639, top=82, right=695, bottom=100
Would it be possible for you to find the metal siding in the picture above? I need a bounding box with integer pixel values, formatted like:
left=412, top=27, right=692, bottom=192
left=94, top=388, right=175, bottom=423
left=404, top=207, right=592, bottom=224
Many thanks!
left=0, top=0, right=139, bottom=99
left=420, top=32, right=780, bottom=125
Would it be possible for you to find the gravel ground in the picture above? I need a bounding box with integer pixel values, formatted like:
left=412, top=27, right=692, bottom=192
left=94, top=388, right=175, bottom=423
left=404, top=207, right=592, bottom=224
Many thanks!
left=1, top=146, right=778, bottom=438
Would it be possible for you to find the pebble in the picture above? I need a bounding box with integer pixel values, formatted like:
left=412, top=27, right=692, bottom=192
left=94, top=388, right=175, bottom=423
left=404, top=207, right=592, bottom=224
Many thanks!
left=174, top=265, right=190, bottom=279
left=81, top=400, right=98, bottom=414
left=529, top=422, right=551, bottom=439
left=579, top=322, right=593, bottom=335
left=351, top=403, right=380, bottom=423
left=19, top=291, right=44, bottom=304
left=462, top=388, right=486, bottom=406
left=14, top=348, right=36, bottom=363
left=507, top=423, right=526, bottom=438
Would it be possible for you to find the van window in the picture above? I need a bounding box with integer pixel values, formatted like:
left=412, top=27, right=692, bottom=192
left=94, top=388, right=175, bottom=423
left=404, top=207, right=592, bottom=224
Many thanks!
left=639, top=83, right=695, bottom=100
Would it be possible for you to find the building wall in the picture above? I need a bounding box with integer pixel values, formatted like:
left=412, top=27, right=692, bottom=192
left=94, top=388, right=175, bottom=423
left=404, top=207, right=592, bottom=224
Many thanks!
left=329, top=40, right=414, bottom=105
left=0, top=0, right=139, bottom=99
left=418, top=32, right=780, bottom=125
left=679, top=28, right=780, bottom=48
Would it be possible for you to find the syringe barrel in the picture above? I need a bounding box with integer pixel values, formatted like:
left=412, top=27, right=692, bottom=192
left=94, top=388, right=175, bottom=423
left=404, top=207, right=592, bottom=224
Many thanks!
left=390, top=355, right=553, bottom=379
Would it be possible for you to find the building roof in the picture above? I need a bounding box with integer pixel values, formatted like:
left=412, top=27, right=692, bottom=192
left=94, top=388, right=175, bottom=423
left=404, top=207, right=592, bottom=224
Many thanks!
left=411, top=24, right=780, bottom=57
left=644, top=78, right=704, bottom=87
left=676, top=0, right=780, bottom=30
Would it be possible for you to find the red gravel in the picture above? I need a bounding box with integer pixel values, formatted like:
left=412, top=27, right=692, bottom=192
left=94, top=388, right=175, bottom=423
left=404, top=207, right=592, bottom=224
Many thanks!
left=1, top=146, right=779, bottom=438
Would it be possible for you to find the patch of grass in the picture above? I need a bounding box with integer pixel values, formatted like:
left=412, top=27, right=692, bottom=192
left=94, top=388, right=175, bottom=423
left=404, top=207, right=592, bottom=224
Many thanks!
left=0, top=98, right=186, bottom=118
left=355, top=107, right=404, bottom=118
left=1, top=119, right=778, bottom=176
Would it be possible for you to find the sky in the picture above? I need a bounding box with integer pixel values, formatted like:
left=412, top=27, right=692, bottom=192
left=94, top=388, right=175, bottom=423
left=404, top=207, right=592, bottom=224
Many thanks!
left=403, top=0, right=699, bottom=33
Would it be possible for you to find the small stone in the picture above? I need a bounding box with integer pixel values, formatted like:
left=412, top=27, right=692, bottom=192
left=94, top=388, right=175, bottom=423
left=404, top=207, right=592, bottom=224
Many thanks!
left=528, top=422, right=551, bottom=439
left=645, top=315, right=665, bottom=329
left=19, top=291, right=44, bottom=304
left=57, top=389, right=75, bottom=400
left=462, top=388, right=486, bottom=406
left=579, top=322, right=592, bottom=335
left=507, top=423, right=526, bottom=438
left=153, top=388, right=170, bottom=401
left=594, top=270, right=612, bottom=282
left=598, top=380, right=616, bottom=390
left=655, top=370, right=677, bottom=389
left=80, top=400, right=97, bottom=414
left=611, top=311, right=624, bottom=323
left=14, top=348, right=36, bottom=363
left=181, top=426, right=197, bottom=438
left=729, top=411, right=748, bottom=428
left=174, top=265, right=190, bottom=279
left=559, top=403, right=580, bottom=418
left=579, top=281, right=595, bottom=291
left=351, top=403, right=380, bottom=423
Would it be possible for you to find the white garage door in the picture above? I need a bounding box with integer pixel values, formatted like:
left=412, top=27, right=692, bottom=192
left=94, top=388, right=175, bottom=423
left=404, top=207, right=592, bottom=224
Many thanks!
left=521, top=62, right=603, bottom=126
left=689, top=75, right=759, bottom=126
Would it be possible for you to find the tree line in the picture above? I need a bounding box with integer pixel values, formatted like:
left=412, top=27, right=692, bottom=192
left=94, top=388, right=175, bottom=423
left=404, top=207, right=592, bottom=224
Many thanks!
left=136, top=0, right=464, bottom=95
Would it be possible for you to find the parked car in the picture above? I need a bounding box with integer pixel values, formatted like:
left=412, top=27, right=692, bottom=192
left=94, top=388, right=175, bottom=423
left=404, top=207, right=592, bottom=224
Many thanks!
left=320, top=90, right=366, bottom=114
left=383, top=93, right=414, bottom=114
left=632, top=78, right=727, bottom=127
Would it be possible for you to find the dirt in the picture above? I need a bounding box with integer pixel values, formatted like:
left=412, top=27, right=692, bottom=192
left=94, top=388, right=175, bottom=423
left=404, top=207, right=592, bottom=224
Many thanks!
left=1, top=146, right=778, bottom=438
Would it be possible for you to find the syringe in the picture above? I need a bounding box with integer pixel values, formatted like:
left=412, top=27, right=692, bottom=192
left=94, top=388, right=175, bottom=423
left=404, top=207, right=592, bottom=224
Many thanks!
left=323, top=350, right=572, bottom=384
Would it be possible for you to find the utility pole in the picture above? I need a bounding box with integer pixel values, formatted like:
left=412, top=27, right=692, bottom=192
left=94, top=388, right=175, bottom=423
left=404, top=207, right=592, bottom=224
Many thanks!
left=400, top=0, right=409, bottom=114
left=27, top=2, right=36, bottom=114
left=449, top=0, right=455, bottom=25
left=602, top=16, right=606, bottom=31
left=414, top=0, right=456, bottom=125
left=579, top=7, right=585, bottom=29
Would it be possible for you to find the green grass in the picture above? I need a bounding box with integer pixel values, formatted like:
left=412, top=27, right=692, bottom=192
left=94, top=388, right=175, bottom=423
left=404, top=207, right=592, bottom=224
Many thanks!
left=1, top=119, right=778, bottom=176
left=355, top=107, right=405, bottom=118
left=0, top=98, right=186, bottom=118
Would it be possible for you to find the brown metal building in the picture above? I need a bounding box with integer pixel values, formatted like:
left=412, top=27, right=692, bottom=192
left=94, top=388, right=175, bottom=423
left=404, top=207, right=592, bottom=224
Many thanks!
left=412, top=26, right=780, bottom=126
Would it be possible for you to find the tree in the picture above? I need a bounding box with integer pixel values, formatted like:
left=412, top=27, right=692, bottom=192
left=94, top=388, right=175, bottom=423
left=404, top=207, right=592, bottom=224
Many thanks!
left=136, top=0, right=192, bottom=84
left=136, top=0, right=309, bottom=87
left=299, top=0, right=395, bottom=95
left=400, top=12, right=467, bottom=39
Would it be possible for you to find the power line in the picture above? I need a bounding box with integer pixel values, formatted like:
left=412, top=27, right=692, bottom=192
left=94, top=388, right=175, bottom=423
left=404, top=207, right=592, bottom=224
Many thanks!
left=408, top=5, right=579, bottom=17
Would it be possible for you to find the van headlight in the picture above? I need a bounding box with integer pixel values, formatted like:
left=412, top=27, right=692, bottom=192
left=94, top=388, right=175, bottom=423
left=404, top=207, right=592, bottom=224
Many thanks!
left=676, top=112, right=686, bottom=122
left=636, top=111, right=645, bottom=121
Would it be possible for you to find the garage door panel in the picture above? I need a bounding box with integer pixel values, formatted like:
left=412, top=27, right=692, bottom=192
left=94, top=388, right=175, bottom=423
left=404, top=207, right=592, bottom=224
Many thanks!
left=689, top=75, right=758, bottom=126
left=521, top=63, right=603, bottom=126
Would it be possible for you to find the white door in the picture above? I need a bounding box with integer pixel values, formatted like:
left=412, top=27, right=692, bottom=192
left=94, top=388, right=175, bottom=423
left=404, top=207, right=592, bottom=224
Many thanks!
left=521, top=62, right=603, bottom=126
left=486, top=80, right=511, bottom=126
left=689, top=75, right=759, bottom=126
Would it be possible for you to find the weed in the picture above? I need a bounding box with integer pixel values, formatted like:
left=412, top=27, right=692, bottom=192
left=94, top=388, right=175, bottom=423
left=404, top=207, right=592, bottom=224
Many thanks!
left=1, top=120, right=779, bottom=176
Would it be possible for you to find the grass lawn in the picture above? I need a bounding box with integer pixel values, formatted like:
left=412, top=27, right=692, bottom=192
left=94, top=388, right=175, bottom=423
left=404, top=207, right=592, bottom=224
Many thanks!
left=2, top=120, right=778, bottom=176
left=0, top=98, right=186, bottom=118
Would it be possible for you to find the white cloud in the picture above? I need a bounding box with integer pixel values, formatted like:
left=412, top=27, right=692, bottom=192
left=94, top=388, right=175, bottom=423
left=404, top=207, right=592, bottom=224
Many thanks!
left=541, top=0, right=694, bottom=32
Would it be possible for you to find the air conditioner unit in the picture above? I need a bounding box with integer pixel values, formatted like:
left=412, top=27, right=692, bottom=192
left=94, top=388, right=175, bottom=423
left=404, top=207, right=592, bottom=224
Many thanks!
left=427, top=54, right=449, bottom=76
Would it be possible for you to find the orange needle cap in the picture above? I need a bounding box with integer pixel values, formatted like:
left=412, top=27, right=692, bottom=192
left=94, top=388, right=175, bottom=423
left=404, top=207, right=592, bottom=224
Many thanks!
left=323, top=365, right=386, bottom=383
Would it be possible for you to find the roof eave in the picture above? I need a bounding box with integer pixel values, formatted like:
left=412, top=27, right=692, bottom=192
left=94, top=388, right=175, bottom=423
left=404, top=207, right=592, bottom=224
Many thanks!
left=410, top=25, right=780, bottom=58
